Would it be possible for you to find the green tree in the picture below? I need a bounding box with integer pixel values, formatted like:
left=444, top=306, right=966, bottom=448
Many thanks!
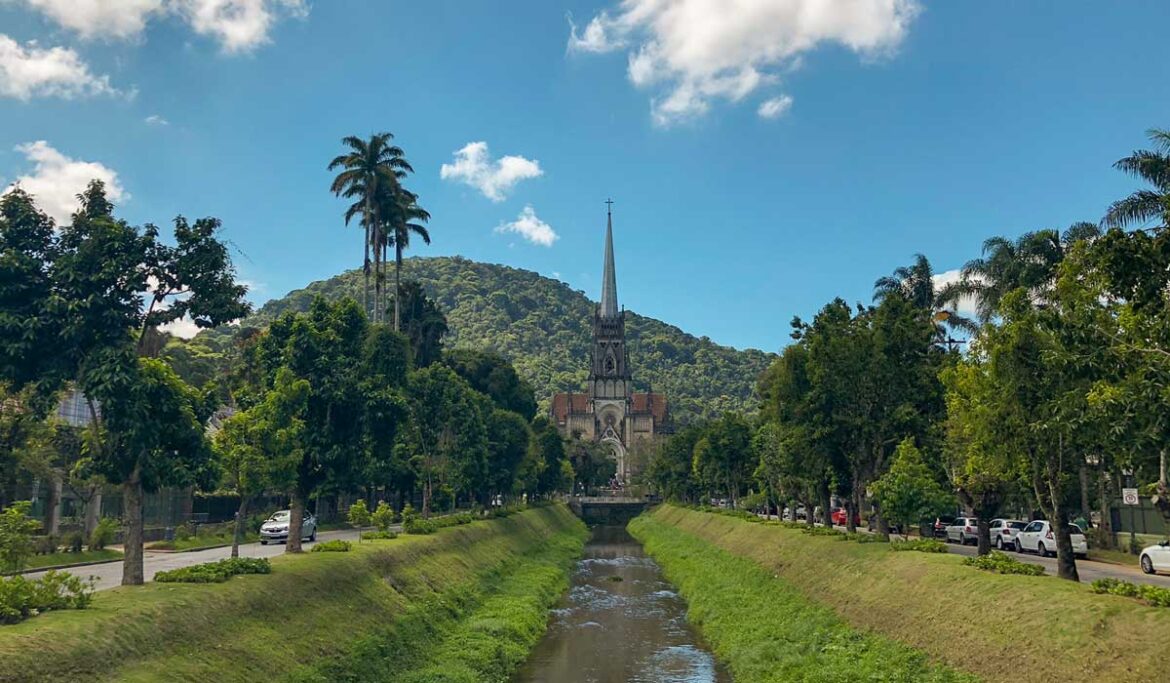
left=647, top=425, right=702, bottom=502
left=404, top=365, right=488, bottom=515
left=1102, top=128, right=1170, bottom=230
left=871, top=439, right=953, bottom=539
left=392, top=281, right=449, bottom=367
left=0, top=501, right=41, bottom=572
left=485, top=408, right=533, bottom=500
left=214, top=367, right=309, bottom=557
left=874, top=253, right=975, bottom=335
left=328, top=133, right=412, bottom=323
left=346, top=498, right=371, bottom=540
left=691, top=413, right=753, bottom=506
left=444, top=349, right=537, bottom=420
left=371, top=500, right=396, bottom=532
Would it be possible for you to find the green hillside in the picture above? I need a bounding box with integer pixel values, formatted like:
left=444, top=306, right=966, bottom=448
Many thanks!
left=189, top=256, right=774, bottom=424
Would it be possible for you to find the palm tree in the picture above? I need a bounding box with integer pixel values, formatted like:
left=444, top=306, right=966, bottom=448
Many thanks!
left=378, top=183, right=431, bottom=331
left=328, top=133, right=412, bottom=322
left=1103, top=128, right=1170, bottom=230
left=951, top=222, right=1101, bottom=321
left=873, top=253, right=976, bottom=335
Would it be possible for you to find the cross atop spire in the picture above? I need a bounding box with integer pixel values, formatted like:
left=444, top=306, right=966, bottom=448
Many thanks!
left=599, top=200, right=619, bottom=319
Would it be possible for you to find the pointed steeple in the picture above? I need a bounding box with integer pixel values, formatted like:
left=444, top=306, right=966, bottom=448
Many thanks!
left=599, top=199, right=619, bottom=319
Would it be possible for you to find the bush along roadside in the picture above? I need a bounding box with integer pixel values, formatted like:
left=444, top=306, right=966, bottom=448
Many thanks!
left=1091, top=578, right=1170, bottom=607
left=154, top=557, right=271, bottom=584
left=962, top=551, right=1045, bottom=576
left=891, top=538, right=948, bottom=553
left=0, top=571, right=95, bottom=624
left=311, top=540, right=351, bottom=553
left=628, top=513, right=975, bottom=682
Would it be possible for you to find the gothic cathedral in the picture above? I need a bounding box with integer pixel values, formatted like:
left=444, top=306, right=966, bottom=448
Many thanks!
left=549, top=205, right=668, bottom=482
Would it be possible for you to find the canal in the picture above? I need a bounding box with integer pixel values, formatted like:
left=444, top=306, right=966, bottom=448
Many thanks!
left=515, top=525, right=731, bottom=683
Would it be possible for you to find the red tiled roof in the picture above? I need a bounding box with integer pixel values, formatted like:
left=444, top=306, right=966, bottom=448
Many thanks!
left=631, top=392, right=667, bottom=423
left=550, top=392, right=589, bottom=422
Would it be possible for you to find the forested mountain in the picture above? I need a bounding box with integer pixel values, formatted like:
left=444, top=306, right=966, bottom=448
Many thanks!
left=176, top=257, right=775, bottom=424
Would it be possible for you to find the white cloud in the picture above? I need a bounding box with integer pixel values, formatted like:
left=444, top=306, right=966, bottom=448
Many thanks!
left=568, top=0, right=920, bottom=125
left=440, top=141, right=543, bottom=202
left=144, top=113, right=169, bottom=125
left=495, top=205, right=559, bottom=247
left=4, top=141, right=127, bottom=224
left=8, top=0, right=307, bottom=52
left=932, top=268, right=979, bottom=318
left=176, top=0, right=308, bottom=53
left=14, top=0, right=165, bottom=40
left=758, top=93, right=793, bottom=119
left=0, top=34, right=119, bottom=100
left=160, top=315, right=201, bottom=338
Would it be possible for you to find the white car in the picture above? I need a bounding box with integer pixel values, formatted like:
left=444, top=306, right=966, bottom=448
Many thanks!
left=945, top=517, right=979, bottom=545
left=1015, top=520, right=1087, bottom=558
left=259, top=510, right=317, bottom=545
left=988, top=518, right=1027, bottom=550
left=1139, top=541, right=1170, bottom=575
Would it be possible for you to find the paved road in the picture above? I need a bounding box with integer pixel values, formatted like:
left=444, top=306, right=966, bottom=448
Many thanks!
left=25, top=528, right=366, bottom=591
left=941, top=540, right=1170, bottom=588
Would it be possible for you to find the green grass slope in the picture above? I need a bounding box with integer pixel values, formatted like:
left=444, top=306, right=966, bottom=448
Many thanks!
left=644, top=505, right=1170, bottom=683
left=187, top=257, right=774, bottom=424
left=0, top=505, right=586, bottom=683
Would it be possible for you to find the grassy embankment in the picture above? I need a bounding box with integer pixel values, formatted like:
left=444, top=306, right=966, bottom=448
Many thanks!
left=0, top=504, right=586, bottom=683
left=636, top=505, right=1170, bottom=683
left=145, top=531, right=259, bottom=552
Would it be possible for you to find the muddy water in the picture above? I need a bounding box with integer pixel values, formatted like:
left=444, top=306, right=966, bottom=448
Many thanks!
left=515, top=525, right=731, bottom=683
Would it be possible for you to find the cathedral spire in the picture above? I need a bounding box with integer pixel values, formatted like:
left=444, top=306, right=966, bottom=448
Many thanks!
left=599, top=199, right=619, bottom=319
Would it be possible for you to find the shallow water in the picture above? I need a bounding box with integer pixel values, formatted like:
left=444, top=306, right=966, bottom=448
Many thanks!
left=514, top=525, right=731, bottom=683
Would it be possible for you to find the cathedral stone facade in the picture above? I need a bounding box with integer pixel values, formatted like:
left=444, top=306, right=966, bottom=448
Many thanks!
left=550, top=206, right=668, bottom=482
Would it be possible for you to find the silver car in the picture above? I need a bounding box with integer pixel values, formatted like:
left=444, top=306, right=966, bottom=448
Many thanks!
left=259, top=510, right=317, bottom=545
left=989, top=518, right=1027, bottom=550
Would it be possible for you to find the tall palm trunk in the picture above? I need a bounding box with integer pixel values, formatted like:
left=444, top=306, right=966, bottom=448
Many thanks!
left=362, top=198, right=371, bottom=320
left=394, top=237, right=403, bottom=332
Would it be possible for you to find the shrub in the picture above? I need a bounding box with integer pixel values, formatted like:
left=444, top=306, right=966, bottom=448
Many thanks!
left=88, top=517, right=118, bottom=551
left=801, top=526, right=847, bottom=538
left=890, top=538, right=948, bottom=553
left=1091, top=578, right=1170, bottom=607
left=845, top=532, right=886, bottom=544
left=33, top=535, right=58, bottom=556
left=962, top=550, right=1045, bottom=576
left=362, top=530, right=397, bottom=540
left=310, top=540, right=352, bottom=553
left=64, top=531, right=84, bottom=553
left=401, top=503, right=417, bottom=526
left=371, top=501, right=396, bottom=532
left=154, top=557, right=271, bottom=584
left=0, top=571, right=94, bottom=624
left=173, top=523, right=194, bottom=542
left=404, top=517, right=438, bottom=535
left=0, top=502, right=42, bottom=572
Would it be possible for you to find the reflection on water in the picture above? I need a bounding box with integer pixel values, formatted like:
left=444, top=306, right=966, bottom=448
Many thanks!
left=515, top=526, right=731, bottom=683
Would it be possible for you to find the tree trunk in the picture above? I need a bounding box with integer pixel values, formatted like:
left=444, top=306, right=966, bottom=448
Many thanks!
left=803, top=495, right=815, bottom=528
left=1079, top=463, right=1092, bottom=521
left=874, top=502, right=891, bottom=541
left=394, top=241, right=403, bottom=333
left=818, top=482, right=831, bottom=529
left=84, top=487, right=102, bottom=538
left=845, top=492, right=857, bottom=533
left=231, top=496, right=249, bottom=559
left=976, top=517, right=991, bottom=556
left=422, top=474, right=432, bottom=519
left=45, top=475, right=62, bottom=536
left=121, top=472, right=145, bottom=586
left=1049, top=480, right=1079, bottom=581
left=1096, top=468, right=1115, bottom=550
left=286, top=492, right=305, bottom=553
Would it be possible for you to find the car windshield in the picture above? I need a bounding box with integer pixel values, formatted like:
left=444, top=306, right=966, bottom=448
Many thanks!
left=1009, top=521, right=1027, bottom=530
left=268, top=511, right=290, bottom=522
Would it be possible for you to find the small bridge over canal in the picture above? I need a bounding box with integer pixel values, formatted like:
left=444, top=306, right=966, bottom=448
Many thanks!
left=568, top=496, right=651, bottom=525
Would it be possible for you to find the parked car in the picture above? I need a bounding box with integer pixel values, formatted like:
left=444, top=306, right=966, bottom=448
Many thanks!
left=1139, top=541, right=1170, bottom=575
left=259, top=510, right=317, bottom=545
left=988, top=518, right=1027, bottom=550
left=1015, top=520, right=1087, bottom=558
left=945, top=517, right=979, bottom=545
left=932, top=515, right=956, bottom=538
left=830, top=507, right=860, bottom=527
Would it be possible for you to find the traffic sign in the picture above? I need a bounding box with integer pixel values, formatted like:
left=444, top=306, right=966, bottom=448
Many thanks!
left=1122, top=488, right=1139, bottom=506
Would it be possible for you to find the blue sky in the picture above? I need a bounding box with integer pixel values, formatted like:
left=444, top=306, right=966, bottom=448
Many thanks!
left=1, top=1, right=1167, bottom=352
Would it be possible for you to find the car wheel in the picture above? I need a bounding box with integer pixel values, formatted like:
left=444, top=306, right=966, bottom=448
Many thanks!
left=995, top=537, right=1003, bottom=550
left=1141, top=555, right=1155, bottom=575
left=260, top=540, right=267, bottom=545
left=1037, top=542, right=1047, bottom=558
left=309, top=529, right=317, bottom=542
